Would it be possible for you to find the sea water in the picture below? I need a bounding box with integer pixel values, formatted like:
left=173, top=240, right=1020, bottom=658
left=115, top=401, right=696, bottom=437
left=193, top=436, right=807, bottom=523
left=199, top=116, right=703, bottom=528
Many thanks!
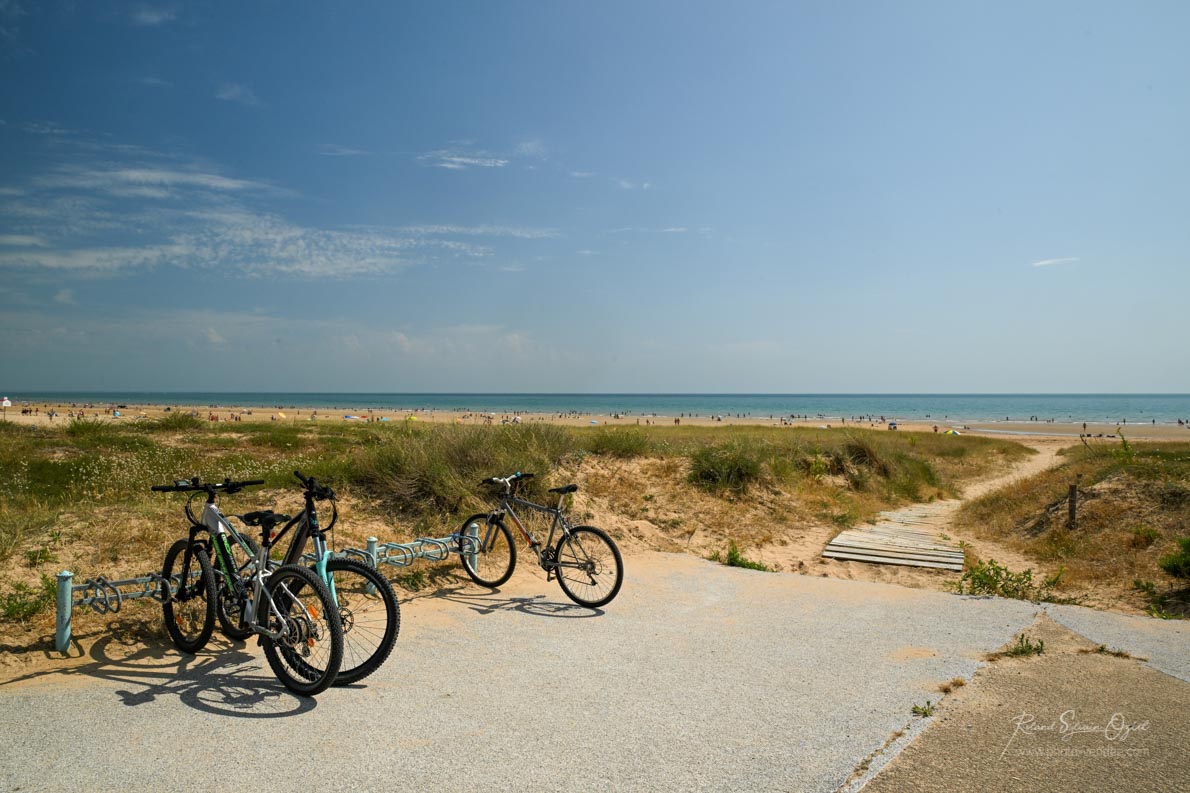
left=9, top=393, right=1190, bottom=424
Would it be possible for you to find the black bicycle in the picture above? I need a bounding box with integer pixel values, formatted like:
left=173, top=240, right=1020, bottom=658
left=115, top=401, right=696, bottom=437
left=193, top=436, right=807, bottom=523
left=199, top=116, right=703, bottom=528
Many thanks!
left=259, top=472, right=401, bottom=686
left=458, top=472, right=623, bottom=608
left=153, top=477, right=344, bottom=696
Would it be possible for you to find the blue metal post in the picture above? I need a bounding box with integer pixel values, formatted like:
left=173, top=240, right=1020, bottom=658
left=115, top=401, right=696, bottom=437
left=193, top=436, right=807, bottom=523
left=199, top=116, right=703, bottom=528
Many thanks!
left=366, top=537, right=378, bottom=594
left=55, top=570, right=73, bottom=653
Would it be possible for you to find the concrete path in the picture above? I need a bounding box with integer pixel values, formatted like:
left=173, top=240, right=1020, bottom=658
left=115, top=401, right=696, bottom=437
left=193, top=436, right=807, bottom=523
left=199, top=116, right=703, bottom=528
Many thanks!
left=1, top=552, right=1186, bottom=792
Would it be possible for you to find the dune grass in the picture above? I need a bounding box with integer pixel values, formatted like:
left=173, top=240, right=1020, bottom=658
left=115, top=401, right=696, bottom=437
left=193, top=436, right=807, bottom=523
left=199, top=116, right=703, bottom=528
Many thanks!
left=955, top=440, right=1190, bottom=614
left=0, top=417, right=1030, bottom=634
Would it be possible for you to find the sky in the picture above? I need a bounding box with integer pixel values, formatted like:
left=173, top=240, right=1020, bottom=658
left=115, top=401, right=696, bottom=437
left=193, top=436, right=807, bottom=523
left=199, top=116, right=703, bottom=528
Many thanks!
left=1, top=1, right=1188, bottom=393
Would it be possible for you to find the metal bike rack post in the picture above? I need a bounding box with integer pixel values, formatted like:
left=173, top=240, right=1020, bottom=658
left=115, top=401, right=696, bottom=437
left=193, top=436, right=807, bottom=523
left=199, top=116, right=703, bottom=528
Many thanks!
left=55, top=571, right=73, bottom=653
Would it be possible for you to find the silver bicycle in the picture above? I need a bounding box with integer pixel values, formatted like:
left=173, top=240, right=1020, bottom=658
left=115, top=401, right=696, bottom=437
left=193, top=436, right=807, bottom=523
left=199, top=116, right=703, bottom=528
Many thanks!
left=154, top=477, right=344, bottom=696
left=457, top=472, right=624, bottom=608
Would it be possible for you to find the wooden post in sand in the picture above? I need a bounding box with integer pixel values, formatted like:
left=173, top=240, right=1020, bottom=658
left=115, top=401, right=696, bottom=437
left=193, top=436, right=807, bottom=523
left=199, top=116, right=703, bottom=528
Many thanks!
left=1067, top=474, right=1082, bottom=530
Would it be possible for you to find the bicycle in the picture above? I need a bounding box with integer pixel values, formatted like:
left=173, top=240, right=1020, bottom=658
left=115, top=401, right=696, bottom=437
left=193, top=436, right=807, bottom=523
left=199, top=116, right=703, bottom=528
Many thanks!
left=458, top=472, right=624, bottom=608
left=238, top=471, right=400, bottom=686
left=153, top=477, right=344, bottom=696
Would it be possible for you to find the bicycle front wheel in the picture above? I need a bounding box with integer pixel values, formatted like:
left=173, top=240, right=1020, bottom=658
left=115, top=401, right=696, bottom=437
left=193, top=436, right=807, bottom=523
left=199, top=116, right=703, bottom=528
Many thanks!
left=162, top=538, right=216, bottom=653
left=322, top=558, right=400, bottom=686
left=554, top=526, right=623, bottom=608
left=458, top=514, right=517, bottom=587
left=260, top=565, right=343, bottom=696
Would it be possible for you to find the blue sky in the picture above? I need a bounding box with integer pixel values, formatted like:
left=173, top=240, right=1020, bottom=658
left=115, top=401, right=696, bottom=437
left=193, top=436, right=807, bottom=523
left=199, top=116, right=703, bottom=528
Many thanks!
left=1, top=1, right=1187, bottom=393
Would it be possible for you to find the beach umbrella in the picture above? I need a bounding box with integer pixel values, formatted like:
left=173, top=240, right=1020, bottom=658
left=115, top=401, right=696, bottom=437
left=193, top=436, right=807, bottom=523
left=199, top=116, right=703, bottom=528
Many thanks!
left=1, top=397, right=10, bottom=420
left=590, top=420, right=599, bottom=424
left=277, top=412, right=287, bottom=419
left=406, top=415, right=418, bottom=421
left=944, top=429, right=961, bottom=435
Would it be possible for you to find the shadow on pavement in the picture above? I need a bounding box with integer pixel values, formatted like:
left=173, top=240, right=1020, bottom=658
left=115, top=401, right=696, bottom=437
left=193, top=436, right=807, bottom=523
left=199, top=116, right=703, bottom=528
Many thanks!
left=403, top=582, right=605, bottom=618
left=2, top=625, right=317, bottom=719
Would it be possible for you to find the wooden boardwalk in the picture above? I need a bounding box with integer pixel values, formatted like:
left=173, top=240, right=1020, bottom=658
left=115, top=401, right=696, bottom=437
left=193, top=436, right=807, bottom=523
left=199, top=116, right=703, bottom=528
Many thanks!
left=822, top=503, right=965, bottom=572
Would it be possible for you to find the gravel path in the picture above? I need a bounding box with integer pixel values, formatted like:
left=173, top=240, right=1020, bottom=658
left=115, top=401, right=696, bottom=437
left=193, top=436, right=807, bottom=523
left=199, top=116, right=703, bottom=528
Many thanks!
left=1, top=553, right=1185, bottom=792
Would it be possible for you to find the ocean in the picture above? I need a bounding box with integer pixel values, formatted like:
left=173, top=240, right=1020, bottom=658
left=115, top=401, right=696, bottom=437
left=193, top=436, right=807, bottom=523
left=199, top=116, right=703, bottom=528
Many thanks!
left=7, top=393, right=1190, bottom=425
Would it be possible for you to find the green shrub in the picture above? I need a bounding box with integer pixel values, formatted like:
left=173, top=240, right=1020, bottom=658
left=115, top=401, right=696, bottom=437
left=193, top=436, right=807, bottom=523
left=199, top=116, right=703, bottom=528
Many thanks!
left=351, top=423, right=577, bottom=514
left=952, top=558, right=1072, bottom=603
left=147, top=412, right=205, bottom=432
left=1129, top=525, right=1160, bottom=549
left=0, top=574, right=56, bottom=622
left=584, top=428, right=651, bottom=458
left=709, top=540, right=770, bottom=571
left=1004, top=633, right=1045, bottom=657
left=1158, top=537, right=1190, bottom=580
left=688, top=442, right=762, bottom=493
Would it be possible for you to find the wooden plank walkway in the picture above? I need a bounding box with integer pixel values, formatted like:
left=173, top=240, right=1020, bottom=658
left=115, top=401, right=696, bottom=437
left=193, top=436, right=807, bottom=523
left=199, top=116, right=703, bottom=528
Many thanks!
left=822, top=504, right=965, bottom=572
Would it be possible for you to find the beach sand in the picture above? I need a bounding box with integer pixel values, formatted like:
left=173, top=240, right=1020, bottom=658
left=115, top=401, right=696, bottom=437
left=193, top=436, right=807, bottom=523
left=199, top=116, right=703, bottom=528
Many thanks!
left=5, top=399, right=1189, bottom=441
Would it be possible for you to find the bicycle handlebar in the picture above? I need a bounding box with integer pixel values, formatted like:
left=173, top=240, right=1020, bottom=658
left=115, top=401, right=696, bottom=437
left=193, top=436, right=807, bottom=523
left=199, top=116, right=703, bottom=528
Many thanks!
left=294, top=470, right=336, bottom=500
left=150, top=477, right=265, bottom=494
left=480, top=472, right=534, bottom=487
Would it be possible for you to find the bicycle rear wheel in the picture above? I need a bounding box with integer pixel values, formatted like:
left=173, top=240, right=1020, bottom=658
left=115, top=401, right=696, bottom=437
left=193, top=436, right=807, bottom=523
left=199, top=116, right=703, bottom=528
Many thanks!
left=458, top=514, right=517, bottom=588
left=162, top=538, right=216, bottom=653
left=322, top=558, right=400, bottom=685
left=260, top=565, right=343, bottom=696
left=554, top=526, right=623, bottom=608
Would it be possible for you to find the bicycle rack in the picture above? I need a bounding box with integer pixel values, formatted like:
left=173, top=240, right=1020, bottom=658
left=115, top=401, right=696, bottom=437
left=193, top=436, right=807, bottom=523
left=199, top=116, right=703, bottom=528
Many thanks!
left=54, top=570, right=176, bottom=653
left=54, top=529, right=483, bottom=653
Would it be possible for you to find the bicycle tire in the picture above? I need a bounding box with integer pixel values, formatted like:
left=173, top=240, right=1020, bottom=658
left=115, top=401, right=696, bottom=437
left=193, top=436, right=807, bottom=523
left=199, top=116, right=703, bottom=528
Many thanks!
left=321, top=558, right=400, bottom=685
left=554, top=526, right=623, bottom=608
left=260, top=564, right=344, bottom=696
left=162, top=538, right=216, bottom=653
left=458, top=514, right=517, bottom=587
left=216, top=534, right=260, bottom=641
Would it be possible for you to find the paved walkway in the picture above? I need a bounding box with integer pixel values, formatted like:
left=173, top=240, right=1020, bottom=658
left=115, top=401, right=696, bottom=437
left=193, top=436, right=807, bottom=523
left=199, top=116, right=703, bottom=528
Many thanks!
left=1, top=553, right=1186, bottom=792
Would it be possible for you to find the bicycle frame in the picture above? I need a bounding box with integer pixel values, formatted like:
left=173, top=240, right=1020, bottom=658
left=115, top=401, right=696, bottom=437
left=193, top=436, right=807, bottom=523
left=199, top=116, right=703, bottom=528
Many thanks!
left=503, top=496, right=566, bottom=557
left=186, top=498, right=303, bottom=642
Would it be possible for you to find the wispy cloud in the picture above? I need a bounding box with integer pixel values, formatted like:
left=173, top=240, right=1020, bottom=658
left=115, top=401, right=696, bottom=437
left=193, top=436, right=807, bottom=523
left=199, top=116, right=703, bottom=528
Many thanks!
left=318, top=143, right=371, bottom=157
left=34, top=164, right=268, bottom=197
left=399, top=224, right=558, bottom=240
left=215, top=83, right=260, bottom=107
left=136, top=76, right=173, bottom=88
left=203, top=326, right=226, bottom=344
left=53, top=288, right=75, bottom=304
left=1031, top=256, right=1079, bottom=268
left=130, top=5, right=178, bottom=27
left=569, top=171, right=595, bottom=179
left=0, top=234, right=47, bottom=246
left=616, top=179, right=651, bottom=190
left=417, top=147, right=508, bottom=170
left=0, top=135, right=555, bottom=279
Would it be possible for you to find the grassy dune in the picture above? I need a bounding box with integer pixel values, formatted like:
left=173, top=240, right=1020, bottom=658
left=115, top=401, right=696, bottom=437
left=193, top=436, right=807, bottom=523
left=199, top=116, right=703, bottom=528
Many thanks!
left=0, top=418, right=1030, bottom=643
left=955, top=439, right=1190, bottom=615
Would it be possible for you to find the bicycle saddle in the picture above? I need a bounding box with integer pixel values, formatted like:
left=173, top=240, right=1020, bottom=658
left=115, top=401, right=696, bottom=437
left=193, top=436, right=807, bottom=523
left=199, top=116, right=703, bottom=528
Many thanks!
left=238, top=510, right=291, bottom=528
left=548, top=484, right=578, bottom=494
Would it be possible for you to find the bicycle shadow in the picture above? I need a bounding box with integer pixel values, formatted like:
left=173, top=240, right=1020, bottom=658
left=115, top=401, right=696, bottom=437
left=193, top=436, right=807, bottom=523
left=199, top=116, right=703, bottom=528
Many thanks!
left=403, top=582, right=605, bottom=619
left=1, top=621, right=317, bottom=719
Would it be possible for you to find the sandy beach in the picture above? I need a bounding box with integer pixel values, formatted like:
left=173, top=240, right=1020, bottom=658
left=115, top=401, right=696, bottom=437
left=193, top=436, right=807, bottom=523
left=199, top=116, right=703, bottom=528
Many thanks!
left=6, top=399, right=1190, bottom=441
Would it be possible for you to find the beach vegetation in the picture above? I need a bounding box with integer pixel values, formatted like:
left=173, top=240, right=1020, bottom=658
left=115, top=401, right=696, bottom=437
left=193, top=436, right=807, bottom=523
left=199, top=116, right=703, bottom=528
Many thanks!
left=911, top=701, right=935, bottom=717
left=1002, top=633, right=1045, bottom=658
left=0, top=415, right=1032, bottom=646
left=146, top=412, right=205, bottom=432
left=708, top=540, right=771, bottom=571
left=955, top=440, right=1190, bottom=615
left=0, top=574, right=56, bottom=623
left=951, top=558, right=1070, bottom=603
left=585, top=427, right=651, bottom=458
